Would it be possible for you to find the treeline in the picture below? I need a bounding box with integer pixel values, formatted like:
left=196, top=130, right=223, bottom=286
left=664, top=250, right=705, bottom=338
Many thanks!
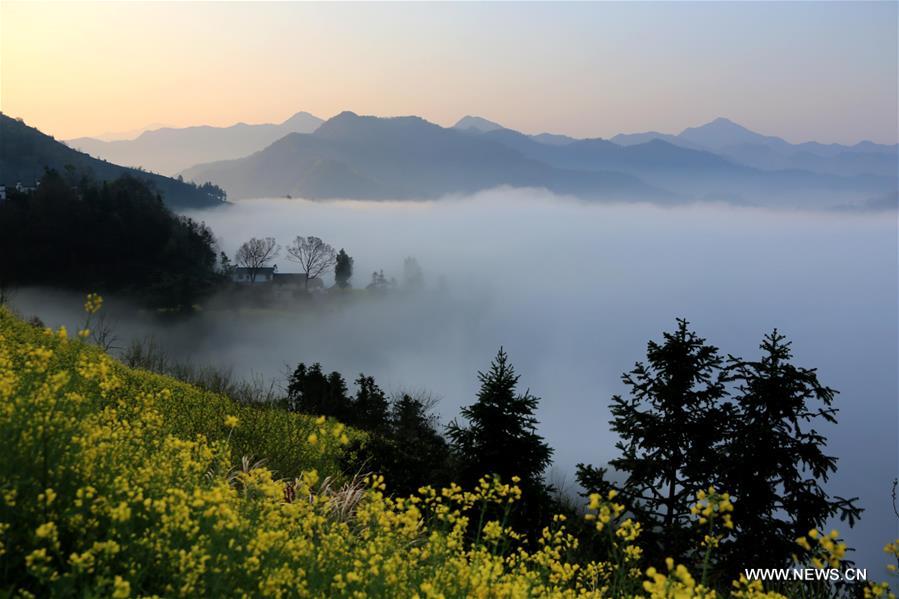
left=229, top=234, right=425, bottom=292
left=278, top=320, right=861, bottom=581
left=0, top=167, right=425, bottom=309
left=0, top=169, right=222, bottom=308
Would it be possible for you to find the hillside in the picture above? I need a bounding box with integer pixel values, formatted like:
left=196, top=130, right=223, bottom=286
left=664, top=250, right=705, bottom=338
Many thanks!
left=66, top=111, right=324, bottom=175
left=182, top=112, right=669, bottom=202
left=2, top=303, right=863, bottom=597
left=0, top=171, right=225, bottom=308
left=0, top=114, right=225, bottom=210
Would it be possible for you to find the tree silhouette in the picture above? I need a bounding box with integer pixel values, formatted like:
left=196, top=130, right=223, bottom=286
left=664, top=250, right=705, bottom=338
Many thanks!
left=578, top=321, right=862, bottom=575
left=334, top=249, right=354, bottom=288
left=717, top=331, right=862, bottom=572
left=287, top=236, right=337, bottom=290
left=447, top=347, right=553, bottom=502
left=286, top=363, right=352, bottom=421
left=234, top=237, right=280, bottom=282
left=352, top=374, right=390, bottom=433
left=576, top=319, right=730, bottom=562
left=344, top=392, right=457, bottom=496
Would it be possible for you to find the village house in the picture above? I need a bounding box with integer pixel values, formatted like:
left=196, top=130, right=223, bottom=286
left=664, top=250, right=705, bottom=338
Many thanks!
left=231, top=267, right=323, bottom=291
left=231, top=266, right=276, bottom=284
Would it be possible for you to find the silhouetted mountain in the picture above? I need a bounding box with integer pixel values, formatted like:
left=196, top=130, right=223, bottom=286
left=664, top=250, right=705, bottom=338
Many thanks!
left=531, top=132, right=577, bottom=146
left=469, top=125, right=895, bottom=208
left=1, top=114, right=224, bottom=209
left=88, top=122, right=171, bottom=142
left=66, top=111, right=324, bottom=175
left=611, top=131, right=706, bottom=151
left=452, top=115, right=504, bottom=133
left=182, top=112, right=667, bottom=202
left=613, top=118, right=897, bottom=178
left=678, top=117, right=781, bottom=149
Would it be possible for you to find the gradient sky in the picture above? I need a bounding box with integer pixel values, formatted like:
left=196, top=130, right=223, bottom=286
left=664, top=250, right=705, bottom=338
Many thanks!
left=1, top=1, right=896, bottom=143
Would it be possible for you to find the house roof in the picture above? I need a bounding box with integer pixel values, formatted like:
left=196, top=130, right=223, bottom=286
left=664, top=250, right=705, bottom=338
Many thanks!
left=273, top=273, right=322, bottom=285
left=234, top=266, right=275, bottom=274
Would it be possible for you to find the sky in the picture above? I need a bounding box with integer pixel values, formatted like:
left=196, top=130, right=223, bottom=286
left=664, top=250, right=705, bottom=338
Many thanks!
left=1, top=1, right=897, bottom=143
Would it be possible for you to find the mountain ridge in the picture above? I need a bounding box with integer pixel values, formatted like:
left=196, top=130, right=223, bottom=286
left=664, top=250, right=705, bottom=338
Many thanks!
left=182, top=112, right=670, bottom=202
left=65, top=111, right=324, bottom=175
left=182, top=112, right=895, bottom=209
left=1, top=113, right=225, bottom=209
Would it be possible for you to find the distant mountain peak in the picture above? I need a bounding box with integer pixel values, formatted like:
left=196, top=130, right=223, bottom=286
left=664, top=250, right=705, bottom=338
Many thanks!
left=683, top=117, right=752, bottom=134
left=678, top=117, right=782, bottom=150
left=281, top=111, right=324, bottom=130
left=453, top=115, right=504, bottom=133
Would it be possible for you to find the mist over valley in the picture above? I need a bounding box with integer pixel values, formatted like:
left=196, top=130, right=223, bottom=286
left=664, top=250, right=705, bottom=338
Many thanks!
left=12, top=191, right=896, bottom=570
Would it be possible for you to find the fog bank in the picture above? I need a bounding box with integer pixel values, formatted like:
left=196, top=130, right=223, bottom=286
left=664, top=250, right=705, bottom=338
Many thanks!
left=14, top=190, right=897, bottom=569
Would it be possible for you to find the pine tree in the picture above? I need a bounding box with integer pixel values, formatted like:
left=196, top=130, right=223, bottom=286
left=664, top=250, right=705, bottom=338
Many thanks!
left=718, top=331, right=862, bottom=572
left=447, top=347, right=553, bottom=500
left=351, top=374, right=390, bottom=433
left=576, top=319, right=731, bottom=562
left=350, top=393, right=457, bottom=496
left=286, top=363, right=352, bottom=420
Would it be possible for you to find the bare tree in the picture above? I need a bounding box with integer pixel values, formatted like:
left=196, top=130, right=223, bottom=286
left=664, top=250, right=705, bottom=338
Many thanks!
left=287, top=236, right=337, bottom=290
left=234, top=237, right=280, bottom=282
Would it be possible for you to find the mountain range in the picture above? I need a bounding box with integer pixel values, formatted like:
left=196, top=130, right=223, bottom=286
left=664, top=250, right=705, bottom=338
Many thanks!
left=181, top=112, right=667, bottom=202
left=0, top=114, right=224, bottom=209
left=66, top=111, right=324, bottom=175
left=10, top=109, right=897, bottom=210
left=181, top=112, right=895, bottom=208
left=612, top=117, right=897, bottom=178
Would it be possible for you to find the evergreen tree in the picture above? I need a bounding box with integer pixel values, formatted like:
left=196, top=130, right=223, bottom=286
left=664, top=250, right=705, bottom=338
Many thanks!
left=351, top=374, right=390, bottom=433
left=576, top=319, right=731, bottom=562
left=334, top=249, right=354, bottom=288
left=0, top=170, right=221, bottom=309
left=718, top=331, right=862, bottom=572
left=348, top=393, right=457, bottom=496
left=286, top=363, right=352, bottom=420
left=447, top=348, right=553, bottom=501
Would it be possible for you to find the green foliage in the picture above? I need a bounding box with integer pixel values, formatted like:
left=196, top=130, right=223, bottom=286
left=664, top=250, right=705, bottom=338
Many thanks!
left=0, top=305, right=892, bottom=598
left=0, top=306, right=352, bottom=481
left=286, top=363, right=354, bottom=422
left=347, top=393, right=458, bottom=496
left=286, top=363, right=456, bottom=494
left=0, top=170, right=222, bottom=309
left=286, top=364, right=390, bottom=433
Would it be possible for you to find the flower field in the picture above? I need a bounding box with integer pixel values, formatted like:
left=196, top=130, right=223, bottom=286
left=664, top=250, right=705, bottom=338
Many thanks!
left=0, top=302, right=895, bottom=598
